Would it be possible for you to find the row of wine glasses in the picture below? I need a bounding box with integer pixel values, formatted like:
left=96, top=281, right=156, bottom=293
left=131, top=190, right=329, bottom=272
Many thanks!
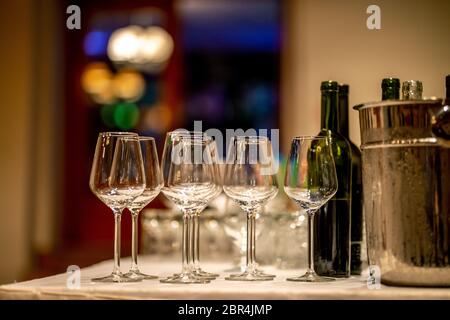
left=90, top=132, right=338, bottom=283
left=89, top=131, right=222, bottom=283
left=222, top=135, right=338, bottom=282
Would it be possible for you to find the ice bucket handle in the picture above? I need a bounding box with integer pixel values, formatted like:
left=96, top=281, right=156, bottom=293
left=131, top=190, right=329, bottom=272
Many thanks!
left=431, top=104, right=450, bottom=147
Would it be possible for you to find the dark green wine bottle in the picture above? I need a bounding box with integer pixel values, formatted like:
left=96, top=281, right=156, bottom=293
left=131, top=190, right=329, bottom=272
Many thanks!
left=338, top=84, right=363, bottom=275
left=381, top=78, right=400, bottom=100
left=314, top=81, right=352, bottom=278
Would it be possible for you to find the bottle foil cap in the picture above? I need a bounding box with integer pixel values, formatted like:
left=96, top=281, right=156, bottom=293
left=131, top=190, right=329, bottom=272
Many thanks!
left=339, top=84, right=349, bottom=94
left=402, top=80, right=423, bottom=100
left=321, top=80, right=338, bottom=91
left=382, top=78, right=400, bottom=88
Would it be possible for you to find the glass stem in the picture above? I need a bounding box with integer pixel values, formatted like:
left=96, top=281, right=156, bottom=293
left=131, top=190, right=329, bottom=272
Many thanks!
left=130, top=209, right=140, bottom=272
left=246, top=210, right=256, bottom=272
left=307, top=210, right=315, bottom=273
left=188, top=211, right=195, bottom=271
left=112, top=209, right=123, bottom=276
left=193, top=212, right=200, bottom=269
left=250, top=210, right=257, bottom=268
left=181, top=211, right=191, bottom=275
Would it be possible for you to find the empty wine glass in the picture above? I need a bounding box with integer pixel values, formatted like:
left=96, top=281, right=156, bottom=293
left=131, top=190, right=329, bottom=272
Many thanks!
left=223, top=136, right=278, bottom=281
left=124, top=137, right=163, bottom=280
left=89, top=132, right=146, bottom=282
left=160, top=131, right=220, bottom=284
left=284, top=136, right=338, bottom=282
left=191, top=139, right=222, bottom=279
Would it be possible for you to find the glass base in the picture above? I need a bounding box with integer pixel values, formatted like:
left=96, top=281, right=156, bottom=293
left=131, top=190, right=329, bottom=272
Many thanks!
left=193, top=268, right=219, bottom=278
left=225, top=271, right=274, bottom=281
left=160, top=272, right=211, bottom=284
left=255, top=270, right=276, bottom=278
left=192, top=271, right=216, bottom=280
left=224, top=266, right=273, bottom=275
left=124, top=270, right=158, bottom=281
left=287, top=270, right=336, bottom=282
left=172, top=271, right=216, bottom=280
left=92, top=272, right=142, bottom=283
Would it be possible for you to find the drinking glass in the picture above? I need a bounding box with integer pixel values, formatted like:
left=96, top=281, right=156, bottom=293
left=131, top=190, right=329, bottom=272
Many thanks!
left=223, top=136, right=278, bottom=281
left=125, top=137, right=163, bottom=280
left=89, top=132, right=146, bottom=282
left=191, top=140, right=222, bottom=279
left=284, top=136, right=338, bottom=282
left=160, top=131, right=220, bottom=284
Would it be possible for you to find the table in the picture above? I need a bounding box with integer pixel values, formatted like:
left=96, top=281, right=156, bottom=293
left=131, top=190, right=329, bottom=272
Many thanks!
left=1, top=257, right=449, bottom=299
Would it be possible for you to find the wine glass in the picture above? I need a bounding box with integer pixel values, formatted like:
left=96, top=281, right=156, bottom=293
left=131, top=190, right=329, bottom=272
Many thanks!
left=160, top=131, right=220, bottom=284
left=124, top=137, right=163, bottom=280
left=190, top=139, right=222, bottom=279
left=223, top=136, right=278, bottom=281
left=284, top=136, right=338, bottom=282
left=89, top=132, right=146, bottom=282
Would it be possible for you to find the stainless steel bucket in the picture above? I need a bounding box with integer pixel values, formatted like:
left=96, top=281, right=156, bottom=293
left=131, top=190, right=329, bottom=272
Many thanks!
left=355, top=99, right=450, bottom=286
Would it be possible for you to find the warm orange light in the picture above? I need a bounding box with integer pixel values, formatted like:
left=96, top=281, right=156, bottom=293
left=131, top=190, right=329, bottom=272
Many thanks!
left=112, top=70, right=146, bottom=102
left=91, top=85, right=117, bottom=105
left=81, top=62, right=112, bottom=95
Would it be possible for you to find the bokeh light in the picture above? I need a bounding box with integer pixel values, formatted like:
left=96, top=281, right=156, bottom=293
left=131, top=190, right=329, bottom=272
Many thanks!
left=81, top=62, right=112, bottom=95
left=91, top=85, right=117, bottom=105
left=114, top=102, right=140, bottom=130
left=107, top=26, right=141, bottom=62
left=136, top=26, right=174, bottom=64
left=112, top=70, right=146, bottom=102
left=107, top=25, right=174, bottom=72
left=84, top=30, right=109, bottom=57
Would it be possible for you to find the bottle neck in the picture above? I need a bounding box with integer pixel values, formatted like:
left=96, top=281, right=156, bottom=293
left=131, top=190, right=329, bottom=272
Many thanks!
left=382, top=87, right=399, bottom=100
left=321, top=90, right=339, bottom=132
left=446, top=86, right=449, bottom=99
left=338, top=93, right=349, bottom=138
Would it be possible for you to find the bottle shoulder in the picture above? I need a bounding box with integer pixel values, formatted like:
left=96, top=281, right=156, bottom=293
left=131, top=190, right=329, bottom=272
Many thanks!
left=319, top=129, right=351, bottom=149
left=334, top=133, right=362, bottom=160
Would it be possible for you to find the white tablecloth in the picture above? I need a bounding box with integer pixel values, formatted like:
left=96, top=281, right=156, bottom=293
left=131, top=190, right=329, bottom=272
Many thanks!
left=1, top=257, right=449, bottom=300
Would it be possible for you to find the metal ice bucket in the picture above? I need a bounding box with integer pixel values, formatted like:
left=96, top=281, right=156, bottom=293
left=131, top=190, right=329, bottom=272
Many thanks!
left=355, top=99, right=450, bottom=286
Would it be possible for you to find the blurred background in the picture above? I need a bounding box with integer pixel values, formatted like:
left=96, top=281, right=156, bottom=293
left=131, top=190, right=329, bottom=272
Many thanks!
left=0, top=0, right=448, bottom=284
